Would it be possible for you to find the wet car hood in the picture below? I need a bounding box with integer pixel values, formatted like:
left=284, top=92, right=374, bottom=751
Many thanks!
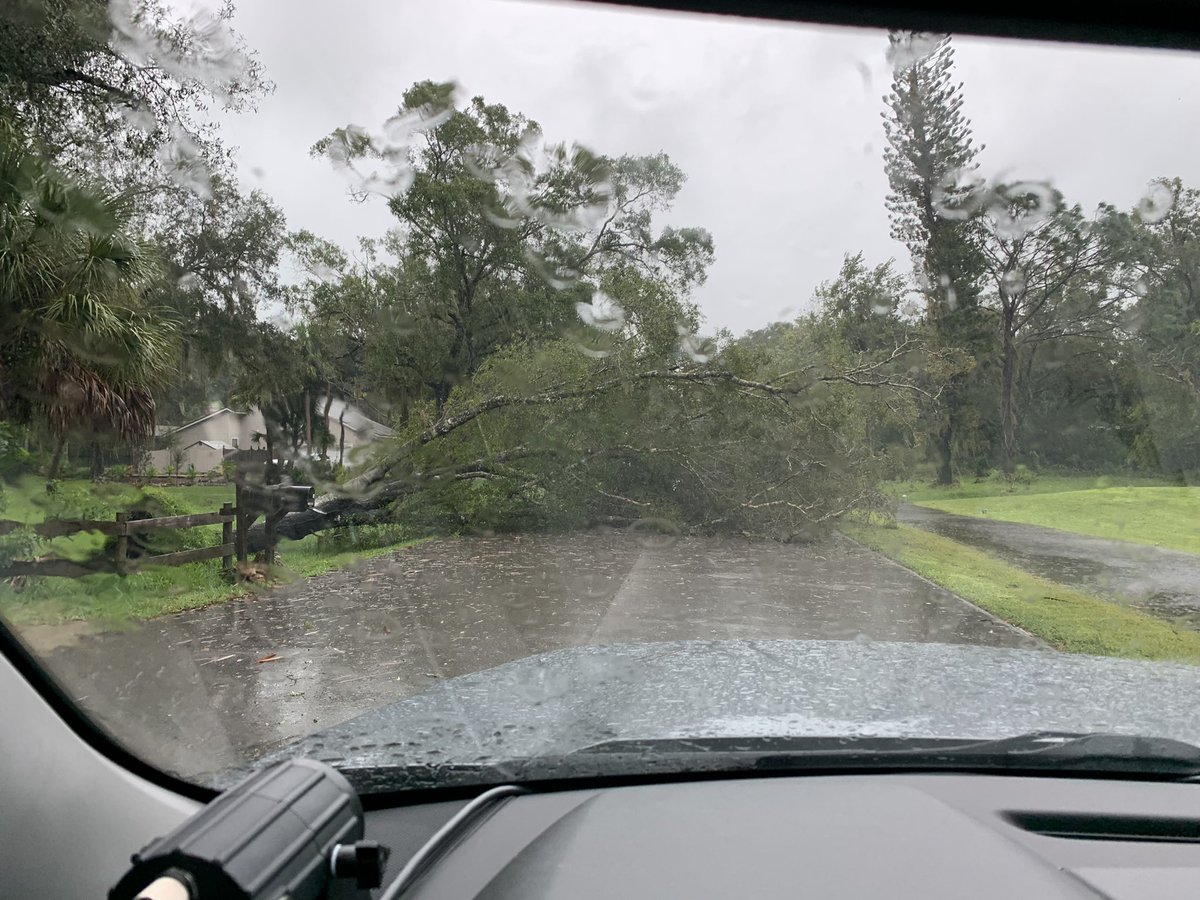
left=245, top=640, right=1200, bottom=788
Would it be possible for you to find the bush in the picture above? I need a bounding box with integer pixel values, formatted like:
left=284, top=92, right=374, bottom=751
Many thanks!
left=105, top=464, right=130, bottom=480
left=185, top=464, right=197, bottom=482
left=314, top=524, right=415, bottom=554
left=220, top=460, right=236, bottom=482
left=1010, top=463, right=1035, bottom=485
left=0, top=424, right=35, bottom=480
left=114, top=489, right=215, bottom=552
left=144, top=465, right=158, bottom=478
left=392, top=477, right=549, bottom=534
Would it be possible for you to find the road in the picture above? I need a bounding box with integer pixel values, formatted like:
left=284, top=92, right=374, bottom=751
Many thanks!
left=899, top=504, right=1200, bottom=627
left=16, top=532, right=1042, bottom=779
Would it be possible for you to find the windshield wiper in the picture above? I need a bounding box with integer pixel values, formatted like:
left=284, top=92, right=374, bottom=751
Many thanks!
left=313, top=732, right=1200, bottom=794
left=563, top=731, right=1200, bottom=778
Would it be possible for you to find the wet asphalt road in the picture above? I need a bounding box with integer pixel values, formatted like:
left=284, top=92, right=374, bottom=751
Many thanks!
left=899, top=504, right=1200, bottom=627
left=18, top=532, right=1041, bottom=778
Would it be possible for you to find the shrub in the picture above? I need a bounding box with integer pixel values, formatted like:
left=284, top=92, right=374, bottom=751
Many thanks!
left=315, top=524, right=415, bottom=554
left=185, top=464, right=197, bottom=482
left=145, top=465, right=158, bottom=478
left=105, top=464, right=130, bottom=480
left=220, top=460, right=237, bottom=482
left=392, top=477, right=547, bottom=534
left=0, top=526, right=42, bottom=567
left=1010, top=463, right=1036, bottom=485
left=0, top=424, right=35, bottom=479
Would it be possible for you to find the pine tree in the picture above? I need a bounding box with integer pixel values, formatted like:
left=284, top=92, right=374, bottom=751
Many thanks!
left=882, top=31, right=990, bottom=484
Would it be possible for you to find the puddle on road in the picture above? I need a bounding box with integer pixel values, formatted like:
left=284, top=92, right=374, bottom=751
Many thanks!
left=900, top=505, right=1200, bottom=629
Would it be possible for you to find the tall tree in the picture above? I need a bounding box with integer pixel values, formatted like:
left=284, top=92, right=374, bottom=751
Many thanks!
left=313, top=81, right=713, bottom=413
left=882, top=31, right=989, bottom=483
left=979, top=186, right=1121, bottom=471
left=149, top=177, right=288, bottom=422
left=1, top=0, right=267, bottom=185
left=1106, top=178, right=1200, bottom=477
left=0, top=116, right=177, bottom=476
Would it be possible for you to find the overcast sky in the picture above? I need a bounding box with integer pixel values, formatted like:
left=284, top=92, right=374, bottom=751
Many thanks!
left=215, top=0, right=1200, bottom=335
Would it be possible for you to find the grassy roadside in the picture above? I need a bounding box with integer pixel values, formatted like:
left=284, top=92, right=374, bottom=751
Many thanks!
left=891, top=473, right=1172, bottom=503
left=0, top=476, right=429, bottom=627
left=0, top=533, right=430, bottom=627
left=915, top=486, right=1200, bottom=556
left=843, top=521, right=1200, bottom=665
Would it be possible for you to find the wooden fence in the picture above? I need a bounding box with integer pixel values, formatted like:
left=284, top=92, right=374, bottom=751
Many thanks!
left=0, top=503, right=236, bottom=580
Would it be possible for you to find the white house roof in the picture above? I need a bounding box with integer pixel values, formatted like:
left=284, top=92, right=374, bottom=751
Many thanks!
left=193, top=440, right=235, bottom=450
left=319, top=396, right=395, bottom=440
left=158, top=401, right=391, bottom=441
left=163, top=407, right=241, bottom=435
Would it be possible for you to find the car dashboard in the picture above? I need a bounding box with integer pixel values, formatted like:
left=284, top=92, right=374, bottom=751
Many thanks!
left=366, top=771, right=1200, bottom=899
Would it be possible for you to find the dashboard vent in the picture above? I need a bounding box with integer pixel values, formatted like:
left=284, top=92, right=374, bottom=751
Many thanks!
left=1006, top=812, right=1200, bottom=843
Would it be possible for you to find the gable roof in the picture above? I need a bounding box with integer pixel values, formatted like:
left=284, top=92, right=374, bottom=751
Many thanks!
left=163, top=407, right=242, bottom=435
left=319, top=396, right=395, bottom=440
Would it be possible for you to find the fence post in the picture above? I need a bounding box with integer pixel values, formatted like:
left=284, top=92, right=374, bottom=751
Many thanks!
left=234, top=483, right=248, bottom=566
left=221, top=502, right=234, bottom=575
left=115, top=512, right=129, bottom=576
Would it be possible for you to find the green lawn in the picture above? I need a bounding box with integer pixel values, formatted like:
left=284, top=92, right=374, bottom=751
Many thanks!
left=844, top=522, right=1200, bottom=665
left=914, top=486, right=1200, bottom=556
left=0, top=476, right=425, bottom=627
left=891, top=473, right=1173, bottom=503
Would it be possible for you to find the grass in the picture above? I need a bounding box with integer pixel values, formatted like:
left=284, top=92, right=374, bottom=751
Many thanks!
left=844, top=522, right=1200, bottom=665
left=915, top=486, right=1200, bottom=556
left=0, top=476, right=426, bottom=627
left=891, top=472, right=1173, bottom=503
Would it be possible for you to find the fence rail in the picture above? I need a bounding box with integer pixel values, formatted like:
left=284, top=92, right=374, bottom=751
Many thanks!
left=0, top=519, right=121, bottom=538
left=0, top=502, right=237, bottom=580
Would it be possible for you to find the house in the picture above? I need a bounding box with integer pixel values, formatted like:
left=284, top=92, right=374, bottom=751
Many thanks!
left=146, top=400, right=393, bottom=473
left=321, top=396, right=396, bottom=452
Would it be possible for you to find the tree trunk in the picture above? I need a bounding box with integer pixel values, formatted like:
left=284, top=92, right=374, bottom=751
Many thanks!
left=264, top=429, right=277, bottom=485
left=433, top=380, right=452, bottom=417
left=1000, top=313, right=1018, bottom=475
left=46, top=435, right=67, bottom=481
left=338, top=410, right=346, bottom=466
left=304, top=387, right=313, bottom=456
left=89, top=441, right=103, bottom=481
left=321, top=389, right=334, bottom=459
left=936, top=419, right=954, bottom=485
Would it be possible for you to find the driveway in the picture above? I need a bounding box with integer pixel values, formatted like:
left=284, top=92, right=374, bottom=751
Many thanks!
left=16, top=531, right=1042, bottom=778
left=899, top=504, right=1200, bottom=627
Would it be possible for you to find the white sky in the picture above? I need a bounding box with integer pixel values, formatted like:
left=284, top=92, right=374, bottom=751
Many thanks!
left=215, top=0, right=1200, bottom=335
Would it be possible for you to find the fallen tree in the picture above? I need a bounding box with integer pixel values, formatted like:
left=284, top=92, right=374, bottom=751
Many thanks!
left=250, top=335, right=936, bottom=548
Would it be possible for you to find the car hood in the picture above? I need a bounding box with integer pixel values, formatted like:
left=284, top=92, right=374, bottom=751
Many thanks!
left=239, top=640, right=1200, bottom=788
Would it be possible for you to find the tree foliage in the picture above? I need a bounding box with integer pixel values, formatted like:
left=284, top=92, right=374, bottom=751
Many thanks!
left=0, top=116, right=177, bottom=450
left=882, top=31, right=990, bottom=484
left=309, top=82, right=714, bottom=412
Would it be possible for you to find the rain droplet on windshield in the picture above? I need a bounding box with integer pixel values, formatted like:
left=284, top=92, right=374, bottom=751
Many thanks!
left=628, top=517, right=681, bottom=549
left=989, top=181, right=1056, bottom=239
left=576, top=292, right=626, bottom=332
left=931, top=166, right=986, bottom=221
left=156, top=124, right=212, bottom=198
left=1137, top=180, right=1175, bottom=223
left=1000, top=268, right=1026, bottom=298
left=885, top=32, right=944, bottom=74
left=677, top=323, right=712, bottom=363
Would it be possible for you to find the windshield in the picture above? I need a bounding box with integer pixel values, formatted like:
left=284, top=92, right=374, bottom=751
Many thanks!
left=4, top=0, right=1200, bottom=792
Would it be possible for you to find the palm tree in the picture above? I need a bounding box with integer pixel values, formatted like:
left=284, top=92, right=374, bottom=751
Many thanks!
left=0, top=117, right=178, bottom=478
